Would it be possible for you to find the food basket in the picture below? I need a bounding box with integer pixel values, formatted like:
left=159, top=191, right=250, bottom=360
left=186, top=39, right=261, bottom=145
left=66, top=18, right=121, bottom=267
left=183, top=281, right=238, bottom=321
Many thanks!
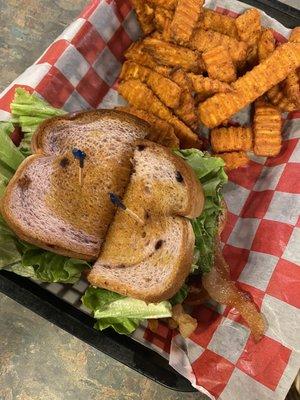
left=0, top=0, right=299, bottom=396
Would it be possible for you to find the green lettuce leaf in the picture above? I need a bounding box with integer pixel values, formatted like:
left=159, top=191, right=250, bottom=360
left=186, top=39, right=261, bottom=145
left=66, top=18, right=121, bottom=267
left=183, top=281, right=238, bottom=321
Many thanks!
left=0, top=174, right=8, bottom=198
left=94, top=318, right=141, bottom=335
left=0, top=122, right=25, bottom=170
left=0, top=215, right=22, bottom=269
left=170, top=284, right=188, bottom=305
left=5, top=263, right=36, bottom=278
left=0, top=160, right=14, bottom=180
left=21, top=249, right=90, bottom=283
left=176, top=149, right=227, bottom=273
left=82, top=287, right=172, bottom=335
left=10, top=88, right=66, bottom=156
left=11, top=88, right=66, bottom=118
left=0, top=212, right=88, bottom=284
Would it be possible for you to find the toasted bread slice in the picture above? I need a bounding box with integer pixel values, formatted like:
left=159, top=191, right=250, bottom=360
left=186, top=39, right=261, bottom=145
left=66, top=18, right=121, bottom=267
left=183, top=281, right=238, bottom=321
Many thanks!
left=89, top=215, right=195, bottom=302
left=127, top=140, right=204, bottom=219
left=1, top=110, right=152, bottom=260
left=88, top=140, right=204, bottom=302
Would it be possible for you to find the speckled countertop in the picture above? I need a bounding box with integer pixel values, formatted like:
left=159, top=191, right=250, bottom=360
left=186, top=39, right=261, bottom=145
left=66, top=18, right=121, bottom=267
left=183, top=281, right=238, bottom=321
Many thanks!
left=0, top=1, right=202, bottom=399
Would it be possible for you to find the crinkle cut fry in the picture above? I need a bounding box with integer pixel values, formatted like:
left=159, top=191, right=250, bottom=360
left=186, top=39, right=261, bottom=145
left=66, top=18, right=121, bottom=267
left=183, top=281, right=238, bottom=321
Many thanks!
left=284, top=27, right=300, bottom=106
left=235, top=8, right=261, bottom=46
left=170, top=0, right=204, bottom=44
left=120, top=61, right=182, bottom=108
left=236, top=8, right=261, bottom=66
left=198, top=42, right=300, bottom=128
left=268, top=85, right=298, bottom=112
left=154, top=7, right=173, bottom=31
left=143, top=37, right=204, bottom=73
left=284, top=70, right=300, bottom=107
left=124, top=42, right=172, bottom=77
left=202, top=45, right=237, bottom=83
left=257, top=29, right=296, bottom=110
left=290, top=27, right=300, bottom=43
left=148, top=0, right=177, bottom=10
left=115, top=106, right=179, bottom=148
left=118, top=79, right=202, bottom=149
left=217, top=151, right=249, bottom=170
left=253, top=99, right=282, bottom=157
left=201, top=9, right=239, bottom=39
left=188, top=73, right=234, bottom=97
left=258, top=28, right=275, bottom=61
left=170, top=69, right=198, bottom=130
left=129, top=0, right=155, bottom=35
left=211, top=126, right=252, bottom=153
left=189, top=28, right=248, bottom=64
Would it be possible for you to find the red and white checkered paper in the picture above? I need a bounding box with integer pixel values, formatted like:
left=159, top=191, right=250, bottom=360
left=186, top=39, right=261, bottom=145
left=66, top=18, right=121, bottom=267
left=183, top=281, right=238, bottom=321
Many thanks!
left=0, top=0, right=299, bottom=399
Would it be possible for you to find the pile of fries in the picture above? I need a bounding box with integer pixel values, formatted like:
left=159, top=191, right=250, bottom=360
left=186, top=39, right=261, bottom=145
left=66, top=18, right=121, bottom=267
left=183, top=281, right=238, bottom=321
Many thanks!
left=116, top=1, right=300, bottom=170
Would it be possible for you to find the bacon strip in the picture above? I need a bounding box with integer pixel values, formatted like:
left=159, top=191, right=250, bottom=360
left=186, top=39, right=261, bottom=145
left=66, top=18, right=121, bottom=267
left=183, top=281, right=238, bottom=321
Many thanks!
left=202, top=241, right=266, bottom=341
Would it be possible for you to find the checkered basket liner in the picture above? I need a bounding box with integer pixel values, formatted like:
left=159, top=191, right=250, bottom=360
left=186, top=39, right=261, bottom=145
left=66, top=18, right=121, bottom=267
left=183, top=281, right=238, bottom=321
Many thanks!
left=0, top=1, right=299, bottom=399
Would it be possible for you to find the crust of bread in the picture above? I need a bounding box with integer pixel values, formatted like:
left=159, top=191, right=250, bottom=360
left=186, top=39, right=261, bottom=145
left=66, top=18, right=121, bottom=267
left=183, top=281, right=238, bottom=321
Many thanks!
left=1, top=155, right=94, bottom=260
left=88, top=218, right=195, bottom=302
left=31, top=109, right=152, bottom=153
left=168, top=147, right=204, bottom=219
left=133, top=140, right=204, bottom=219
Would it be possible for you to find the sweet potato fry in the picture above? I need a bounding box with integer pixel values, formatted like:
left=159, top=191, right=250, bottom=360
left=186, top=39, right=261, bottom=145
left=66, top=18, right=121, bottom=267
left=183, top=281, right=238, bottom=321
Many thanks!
left=202, top=45, right=237, bottom=83
left=170, top=0, right=204, bottom=43
left=267, top=85, right=298, bottom=112
left=129, top=0, right=155, bottom=35
left=258, top=28, right=275, bottom=61
left=198, top=42, right=300, bottom=128
left=118, top=79, right=202, bottom=148
left=217, top=152, right=249, bottom=170
left=120, top=61, right=182, bottom=108
left=154, top=7, right=174, bottom=31
left=125, top=42, right=171, bottom=77
left=188, top=73, right=234, bottom=97
left=190, top=28, right=248, bottom=64
left=283, top=28, right=300, bottom=107
left=162, top=20, right=172, bottom=41
left=236, top=8, right=261, bottom=66
left=253, top=99, right=282, bottom=157
left=236, top=8, right=261, bottom=45
left=116, top=106, right=180, bottom=148
left=148, top=0, right=177, bottom=10
left=201, top=9, right=239, bottom=39
left=143, top=37, right=204, bottom=73
left=284, top=70, right=300, bottom=107
left=290, top=27, right=300, bottom=43
left=153, top=7, right=173, bottom=40
left=257, top=29, right=294, bottom=110
left=211, top=126, right=252, bottom=153
left=170, top=69, right=198, bottom=129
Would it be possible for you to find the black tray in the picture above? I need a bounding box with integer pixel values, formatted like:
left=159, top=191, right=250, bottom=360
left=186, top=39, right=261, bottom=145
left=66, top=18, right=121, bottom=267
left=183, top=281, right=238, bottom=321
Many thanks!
left=1, top=0, right=299, bottom=393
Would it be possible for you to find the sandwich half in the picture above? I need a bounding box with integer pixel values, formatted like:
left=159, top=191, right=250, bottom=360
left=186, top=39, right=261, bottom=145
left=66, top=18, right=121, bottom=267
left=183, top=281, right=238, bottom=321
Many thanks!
left=88, top=140, right=204, bottom=302
left=1, top=110, right=152, bottom=260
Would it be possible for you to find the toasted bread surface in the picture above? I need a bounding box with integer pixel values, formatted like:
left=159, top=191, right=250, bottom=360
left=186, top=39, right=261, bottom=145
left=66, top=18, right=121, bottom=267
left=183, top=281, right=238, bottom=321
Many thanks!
left=88, top=140, right=204, bottom=301
left=88, top=215, right=195, bottom=302
left=2, top=110, right=152, bottom=259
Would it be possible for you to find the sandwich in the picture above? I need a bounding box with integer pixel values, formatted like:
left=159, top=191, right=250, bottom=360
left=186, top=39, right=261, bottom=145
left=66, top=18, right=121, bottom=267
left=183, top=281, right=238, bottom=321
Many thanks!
left=0, top=89, right=265, bottom=340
